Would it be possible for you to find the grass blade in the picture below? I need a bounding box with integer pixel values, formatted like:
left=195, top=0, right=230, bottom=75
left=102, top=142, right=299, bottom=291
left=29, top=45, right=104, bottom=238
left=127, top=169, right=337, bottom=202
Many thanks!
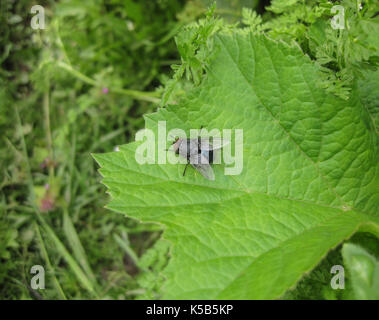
left=63, top=209, right=98, bottom=287
left=35, top=222, right=67, bottom=300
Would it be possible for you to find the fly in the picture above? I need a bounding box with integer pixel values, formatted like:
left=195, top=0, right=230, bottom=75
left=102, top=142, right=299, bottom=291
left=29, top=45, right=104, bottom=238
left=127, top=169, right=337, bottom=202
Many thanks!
left=169, top=128, right=229, bottom=180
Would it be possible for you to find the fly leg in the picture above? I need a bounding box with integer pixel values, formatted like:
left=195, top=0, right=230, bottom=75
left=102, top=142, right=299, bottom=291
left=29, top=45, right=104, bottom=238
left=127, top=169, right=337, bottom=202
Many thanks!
left=198, top=125, right=204, bottom=153
left=183, top=161, right=190, bottom=176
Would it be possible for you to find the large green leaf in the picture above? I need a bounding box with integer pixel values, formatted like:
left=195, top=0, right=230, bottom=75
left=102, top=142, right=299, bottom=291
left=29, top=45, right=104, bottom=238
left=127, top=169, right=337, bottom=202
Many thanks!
left=93, top=33, right=379, bottom=299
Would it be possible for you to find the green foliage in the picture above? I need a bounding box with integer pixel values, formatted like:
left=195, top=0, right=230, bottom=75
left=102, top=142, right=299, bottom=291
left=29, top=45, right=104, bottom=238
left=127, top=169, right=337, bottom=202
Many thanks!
left=94, top=29, right=379, bottom=299
left=1, top=0, right=187, bottom=299
left=283, top=232, right=379, bottom=299
left=282, top=244, right=346, bottom=300
left=342, top=242, right=379, bottom=299
left=2, top=0, right=378, bottom=300
left=136, top=239, right=171, bottom=299
left=174, top=1, right=379, bottom=101
left=241, top=7, right=263, bottom=33
left=358, top=69, right=379, bottom=133
left=162, top=4, right=223, bottom=105
left=261, top=0, right=379, bottom=100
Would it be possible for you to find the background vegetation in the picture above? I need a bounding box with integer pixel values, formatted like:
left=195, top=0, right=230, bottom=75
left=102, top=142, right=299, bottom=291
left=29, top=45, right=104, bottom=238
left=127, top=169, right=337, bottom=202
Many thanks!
left=1, top=0, right=378, bottom=299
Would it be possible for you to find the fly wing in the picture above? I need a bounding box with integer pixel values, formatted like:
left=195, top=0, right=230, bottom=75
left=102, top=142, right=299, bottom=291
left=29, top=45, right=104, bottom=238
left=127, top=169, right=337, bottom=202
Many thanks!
left=200, top=137, right=230, bottom=151
left=189, top=153, right=215, bottom=180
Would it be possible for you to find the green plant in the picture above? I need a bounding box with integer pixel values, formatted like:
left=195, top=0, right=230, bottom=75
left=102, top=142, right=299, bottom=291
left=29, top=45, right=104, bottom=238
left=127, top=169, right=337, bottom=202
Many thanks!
left=1, top=0, right=189, bottom=299
left=342, top=242, right=379, bottom=299
left=94, top=1, right=379, bottom=299
left=2, top=0, right=378, bottom=300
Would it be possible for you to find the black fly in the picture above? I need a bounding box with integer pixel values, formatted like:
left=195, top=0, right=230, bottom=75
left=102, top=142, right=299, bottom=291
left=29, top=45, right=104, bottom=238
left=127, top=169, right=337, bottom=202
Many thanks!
left=169, top=127, right=229, bottom=180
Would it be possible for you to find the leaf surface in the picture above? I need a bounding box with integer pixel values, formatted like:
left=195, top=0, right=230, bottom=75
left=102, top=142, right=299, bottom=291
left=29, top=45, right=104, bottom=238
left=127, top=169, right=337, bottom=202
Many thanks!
left=94, top=33, right=379, bottom=299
